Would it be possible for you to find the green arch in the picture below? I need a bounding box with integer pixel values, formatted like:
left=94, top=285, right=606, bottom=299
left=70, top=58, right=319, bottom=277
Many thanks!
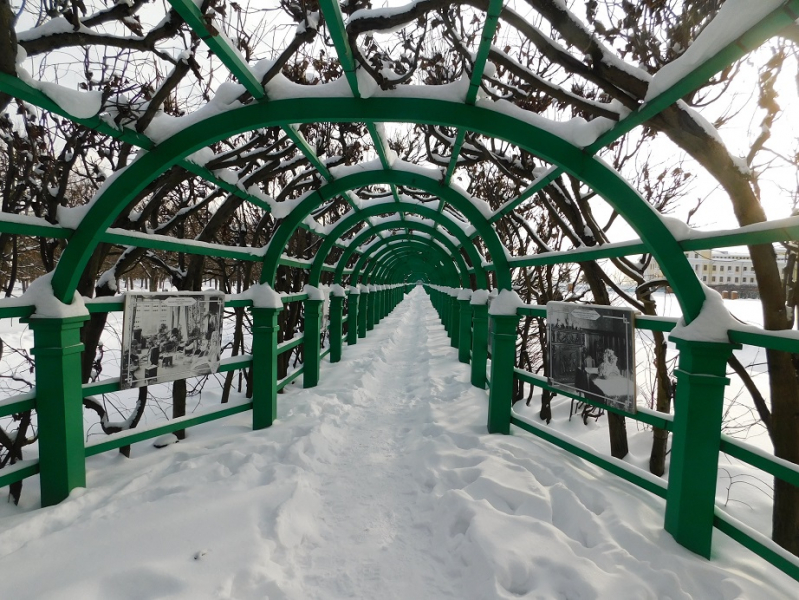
left=359, top=241, right=459, bottom=286
left=49, top=97, right=703, bottom=321
left=308, top=204, right=485, bottom=288
left=262, top=170, right=508, bottom=289
left=349, top=236, right=467, bottom=287
left=359, top=243, right=461, bottom=288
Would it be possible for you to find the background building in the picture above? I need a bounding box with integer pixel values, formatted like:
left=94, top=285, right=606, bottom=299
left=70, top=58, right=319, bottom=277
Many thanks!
left=643, top=247, right=789, bottom=298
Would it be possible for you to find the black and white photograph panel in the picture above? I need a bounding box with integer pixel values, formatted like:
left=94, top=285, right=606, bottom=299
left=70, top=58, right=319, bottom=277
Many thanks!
left=546, top=301, right=636, bottom=414
left=120, top=292, right=225, bottom=390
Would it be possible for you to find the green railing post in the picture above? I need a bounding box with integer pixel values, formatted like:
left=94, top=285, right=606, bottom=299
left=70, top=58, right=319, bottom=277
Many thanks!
left=329, top=293, right=344, bottom=362
left=25, top=314, right=89, bottom=506
left=303, top=296, right=324, bottom=388
left=451, top=294, right=461, bottom=349
left=358, top=287, right=368, bottom=338
left=458, top=293, right=472, bottom=364
left=665, top=336, right=738, bottom=558
left=442, top=291, right=451, bottom=334
left=471, top=298, right=489, bottom=388
left=251, top=305, right=282, bottom=429
left=347, top=287, right=359, bottom=345
left=487, top=311, right=521, bottom=434
left=366, top=285, right=376, bottom=331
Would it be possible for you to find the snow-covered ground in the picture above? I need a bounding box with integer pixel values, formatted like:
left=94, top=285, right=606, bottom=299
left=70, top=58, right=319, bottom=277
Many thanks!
left=0, top=288, right=794, bottom=599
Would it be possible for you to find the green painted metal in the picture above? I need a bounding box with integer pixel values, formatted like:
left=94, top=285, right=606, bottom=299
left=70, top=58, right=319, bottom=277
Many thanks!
left=487, top=313, right=521, bottom=434
left=369, top=249, right=460, bottom=291
left=251, top=306, right=282, bottom=429
left=443, top=0, right=504, bottom=185
left=277, top=334, right=304, bottom=356
left=451, top=297, right=461, bottom=349
left=323, top=216, right=482, bottom=289
left=664, top=337, right=739, bottom=558
left=713, top=511, right=799, bottom=582
left=0, top=460, right=38, bottom=489
left=0, top=393, right=36, bottom=418
left=22, top=315, right=89, bottom=506
left=263, top=170, right=503, bottom=289
left=350, top=233, right=470, bottom=287
left=458, top=298, right=472, bottom=364
left=42, top=97, right=700, bottom=319
left=720, top=435, right=799, bottom=489
left=303, top=299, right=324, bottom=387
left=585, top=0, right=799, bottom=155
left=514, top=367, right=674, bottom=430
left=510, top=414, right=668, bottom=499
left=277, top=365, right=304, bottom=392
left=358, top=290, right=368, bottom=339
left=0, top=216, right=71, bottom=239
left=167, top=0, right=264, bottom=97
left=329, top=295, right=344, bottom=362
left=347, top=293, right=360, bottom=346
left=85, top=401, right=252, bottom=456
left=471, top=302, right=490, bottom=388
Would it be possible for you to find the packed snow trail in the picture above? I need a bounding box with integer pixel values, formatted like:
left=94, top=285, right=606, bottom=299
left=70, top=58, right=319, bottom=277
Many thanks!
left=0, top=288, right=795, bottom=599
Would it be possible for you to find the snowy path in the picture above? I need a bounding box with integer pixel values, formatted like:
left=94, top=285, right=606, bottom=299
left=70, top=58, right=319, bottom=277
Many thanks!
left=0, top=289, right=795, bottom=599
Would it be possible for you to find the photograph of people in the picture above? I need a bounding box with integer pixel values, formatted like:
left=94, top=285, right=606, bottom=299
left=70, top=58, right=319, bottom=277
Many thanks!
left=120, top=292, right=225, bottom=389
left=547, top=302, right=636, bottom=414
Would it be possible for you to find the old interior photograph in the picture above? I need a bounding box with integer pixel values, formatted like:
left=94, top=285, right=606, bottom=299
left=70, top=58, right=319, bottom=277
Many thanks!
left=546, top=302, right=636, bottom=414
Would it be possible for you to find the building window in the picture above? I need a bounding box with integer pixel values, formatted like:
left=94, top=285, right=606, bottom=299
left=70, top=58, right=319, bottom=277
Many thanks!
left=702, top=276, right=707, bottom=282
left=735, top=277, right=738, bottom=283
left=727, top=266, right=732, bottom=271
left=712, top=276, right=716, bottom=282
left=735, top=266, right=739, bottom=272
left=743, top=266, right=747, bottom=271
left=727, top=277, right=731, bottom=282
left=713, top=265, right=717, bottom=271
left=702, top=265, right=707, bottom=271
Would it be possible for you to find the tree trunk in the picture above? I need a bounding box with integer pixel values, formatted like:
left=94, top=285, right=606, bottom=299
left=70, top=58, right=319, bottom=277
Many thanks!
left=173, top=378, right=187, bottom=440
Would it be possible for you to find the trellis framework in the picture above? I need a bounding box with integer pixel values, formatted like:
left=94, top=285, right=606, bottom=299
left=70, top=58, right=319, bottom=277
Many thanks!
left=0, top=0, right=798, bottom=583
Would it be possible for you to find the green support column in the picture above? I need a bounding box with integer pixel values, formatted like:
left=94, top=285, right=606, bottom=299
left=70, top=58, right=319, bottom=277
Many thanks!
left=458, top=295, right=472, bottom=364
left=487, top=312, right=521, bottom=435
left=358, top=289, right=368, bottom=338
left=303, top=297, right=324, bottom=388
left=25, top=314, right=89, bottom=507
left=665, top=336, right=738, bottom=558
left=471, top=300, right=489, bottom=388
left=366, top=286, right=375, bottom=331
left=442, top=292, right=451, bottom=333
left=347, top=289, right=360, bottom=345
left=329, top=294, right=344, bottom=362
left=251, top=306, right=282, bottom=430
left=451, top=295, right=461, bottom=349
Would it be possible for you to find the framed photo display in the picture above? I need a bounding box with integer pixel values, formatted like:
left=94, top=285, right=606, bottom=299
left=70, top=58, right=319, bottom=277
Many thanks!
left=120, top=292, right=225, bottom=390
left=546, top=301, right=636, bottom=414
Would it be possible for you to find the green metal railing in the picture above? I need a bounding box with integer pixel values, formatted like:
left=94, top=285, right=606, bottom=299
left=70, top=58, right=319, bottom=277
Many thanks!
left=423, top=283, right=799, bottom=582
left=0, top=286, right=404, bottom=495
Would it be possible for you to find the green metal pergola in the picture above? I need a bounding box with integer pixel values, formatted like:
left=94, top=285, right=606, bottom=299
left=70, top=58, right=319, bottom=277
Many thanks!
left=1, top=0, right=799, bottom=583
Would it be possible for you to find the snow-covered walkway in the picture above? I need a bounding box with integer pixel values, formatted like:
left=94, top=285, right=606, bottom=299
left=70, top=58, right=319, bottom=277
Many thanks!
left=0, top=288, right=794, bottom=599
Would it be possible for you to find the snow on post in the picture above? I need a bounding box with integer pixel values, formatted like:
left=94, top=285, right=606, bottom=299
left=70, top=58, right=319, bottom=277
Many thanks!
left=16, top=272, right=89, bottom=318
left=240, top=283, right=283, bottom=309
left=331, top=284, right=347, bottom=298
left=669, top=284, right=738, bottom=344
left=488, top=289, right=524, bottom=316
left=471, top=289, right=490, bottom=306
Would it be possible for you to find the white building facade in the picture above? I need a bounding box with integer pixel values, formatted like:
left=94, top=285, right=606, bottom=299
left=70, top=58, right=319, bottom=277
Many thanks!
left=644, top=247, right=789, bottom=298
